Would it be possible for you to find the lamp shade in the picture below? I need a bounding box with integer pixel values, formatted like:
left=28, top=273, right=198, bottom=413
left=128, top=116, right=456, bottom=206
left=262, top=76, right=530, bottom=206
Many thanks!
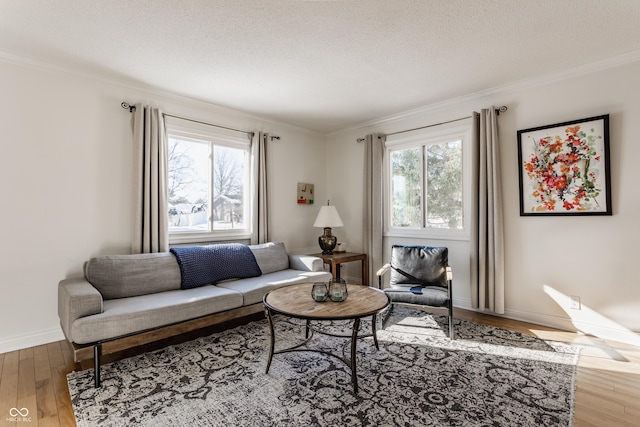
left=313, top=206, right=344, bottom=228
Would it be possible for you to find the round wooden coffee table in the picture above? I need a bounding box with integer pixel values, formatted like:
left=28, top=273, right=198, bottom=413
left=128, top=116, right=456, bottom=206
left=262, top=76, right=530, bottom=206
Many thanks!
left=263, top=283, right=389, bottom=393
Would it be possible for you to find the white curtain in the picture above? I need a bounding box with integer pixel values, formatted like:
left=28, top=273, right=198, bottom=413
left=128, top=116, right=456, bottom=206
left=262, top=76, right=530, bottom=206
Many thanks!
left=251, top=132, right=269, bottom=244
left=363, top=133, right=386, bottom=287
left=470, top=108, right=505, bottom=313
left=131, top=104, right=168, bottom=253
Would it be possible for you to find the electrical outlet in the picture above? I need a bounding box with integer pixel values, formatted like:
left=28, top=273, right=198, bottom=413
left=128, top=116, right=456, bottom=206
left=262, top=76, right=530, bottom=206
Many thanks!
left=569, top=295, right=581, bottom=310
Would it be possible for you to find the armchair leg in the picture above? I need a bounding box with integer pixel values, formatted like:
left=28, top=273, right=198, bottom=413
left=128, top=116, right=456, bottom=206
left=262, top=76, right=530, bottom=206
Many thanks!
left=380, top=303, right=394, bottom=329
left=448, top=314, right=454, bottom=340
left=447, top=293, right=455, bottom=340
left=371, top=314, right=380, bottom=350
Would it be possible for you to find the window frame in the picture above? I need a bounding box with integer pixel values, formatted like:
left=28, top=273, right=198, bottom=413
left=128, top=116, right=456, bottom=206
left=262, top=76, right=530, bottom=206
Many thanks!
left=384, top=120, right=472, bottom=241
left=165, top=117, right=253, bottom=245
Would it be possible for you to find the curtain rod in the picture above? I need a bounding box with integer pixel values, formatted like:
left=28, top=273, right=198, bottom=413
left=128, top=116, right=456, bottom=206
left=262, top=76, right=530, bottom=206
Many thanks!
left=121, top=102, right=275, bottom=139
left=356, top=105, right=508, bottom=142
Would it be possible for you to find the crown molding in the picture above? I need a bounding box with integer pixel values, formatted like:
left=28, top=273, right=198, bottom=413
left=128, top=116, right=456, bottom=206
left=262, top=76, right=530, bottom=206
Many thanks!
left=0, top=49, right=324, bottom=138
left=3, top=46, right=639, bottom=140
left=329, top=49, right=640, bottom=139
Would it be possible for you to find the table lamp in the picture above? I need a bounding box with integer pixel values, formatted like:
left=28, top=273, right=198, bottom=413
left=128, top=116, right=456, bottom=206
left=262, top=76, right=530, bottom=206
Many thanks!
left=313, top=202, right=344, bottom=254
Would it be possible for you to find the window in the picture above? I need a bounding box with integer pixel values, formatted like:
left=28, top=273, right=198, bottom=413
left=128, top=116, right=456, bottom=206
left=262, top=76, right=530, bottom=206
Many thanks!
left=165, top=117, right=252, bottom=243
left=385, top=121, right=471, bottom=239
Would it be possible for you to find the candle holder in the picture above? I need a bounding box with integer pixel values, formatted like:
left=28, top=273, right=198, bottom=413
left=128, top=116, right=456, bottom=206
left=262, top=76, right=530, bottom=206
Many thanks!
left=311, top=283, right=328, bottom=302
left=329, top=280, right=348, bottom=302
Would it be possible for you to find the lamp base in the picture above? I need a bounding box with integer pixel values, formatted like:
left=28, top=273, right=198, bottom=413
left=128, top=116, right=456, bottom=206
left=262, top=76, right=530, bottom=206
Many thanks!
left=318, top=227, right=337, bottom=255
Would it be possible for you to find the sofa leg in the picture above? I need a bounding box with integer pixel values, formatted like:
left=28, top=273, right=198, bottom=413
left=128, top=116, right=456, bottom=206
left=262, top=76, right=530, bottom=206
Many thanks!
left=94, top=343, right=102, bottom=388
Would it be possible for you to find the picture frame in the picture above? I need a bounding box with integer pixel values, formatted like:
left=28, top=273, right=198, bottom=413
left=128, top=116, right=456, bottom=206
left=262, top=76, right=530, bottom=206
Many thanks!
left=297, top=182, right=314, bottom=204
left=517, top=114, right=611, bottom=216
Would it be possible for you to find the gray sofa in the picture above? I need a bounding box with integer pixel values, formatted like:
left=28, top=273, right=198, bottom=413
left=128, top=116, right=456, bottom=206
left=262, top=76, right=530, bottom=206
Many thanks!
left=58, top=242, right=331, bottom=386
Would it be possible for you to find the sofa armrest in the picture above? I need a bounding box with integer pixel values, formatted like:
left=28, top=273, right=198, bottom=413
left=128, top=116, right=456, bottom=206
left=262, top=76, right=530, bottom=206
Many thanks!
left=58, top=278, right=103, bottom=342
left=289, top=254, right=324, bottom=272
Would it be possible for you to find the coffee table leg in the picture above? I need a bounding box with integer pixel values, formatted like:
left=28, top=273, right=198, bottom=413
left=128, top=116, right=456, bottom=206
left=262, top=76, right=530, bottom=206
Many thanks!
left=265, top=307, right=275, bottom=374
left=371, top=314, right=380, bottom=350
left=351, top=318, right=360, bottom=393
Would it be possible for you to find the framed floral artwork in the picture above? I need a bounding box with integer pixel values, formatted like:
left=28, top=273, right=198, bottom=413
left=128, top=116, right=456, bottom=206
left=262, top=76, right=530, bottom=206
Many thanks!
left=517, top=114, right=611, bottom=216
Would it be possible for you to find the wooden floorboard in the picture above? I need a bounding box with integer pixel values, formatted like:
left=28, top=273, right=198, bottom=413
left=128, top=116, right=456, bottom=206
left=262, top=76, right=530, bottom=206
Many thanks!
left=34, top=344, right=60, bottom=427
left=0, top=308, right=637, bottom=427
left=49, top=342, right=76, bottom=427
left=0, top=350, right=19, bottom=427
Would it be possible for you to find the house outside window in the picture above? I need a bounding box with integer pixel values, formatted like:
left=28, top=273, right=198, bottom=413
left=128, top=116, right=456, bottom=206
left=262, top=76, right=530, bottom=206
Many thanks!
left=385, top=121, right=471, bottom=240
left=165, top=117, right=252, bottom=244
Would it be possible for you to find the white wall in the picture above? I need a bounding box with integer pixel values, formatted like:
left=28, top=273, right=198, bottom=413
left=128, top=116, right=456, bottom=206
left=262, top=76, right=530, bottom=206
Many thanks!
left=0, top=58, right=326, bottom=353
left=2, top=53, right=639, bottom=353
left=327, top=60, right=640, bottom=344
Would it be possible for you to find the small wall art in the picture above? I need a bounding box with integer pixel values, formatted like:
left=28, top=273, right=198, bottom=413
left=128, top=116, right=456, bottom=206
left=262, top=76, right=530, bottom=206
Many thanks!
left=297, top=183, right=314, bottom=204
left=517, top=114, right=611, bottom=216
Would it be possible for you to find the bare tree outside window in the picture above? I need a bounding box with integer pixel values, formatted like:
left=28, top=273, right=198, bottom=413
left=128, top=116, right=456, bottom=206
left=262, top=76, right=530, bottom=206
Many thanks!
left=166, top=132, right=249, bottom=234
left=168, top=138, right=198, bottom=205
left=212, top=146, right=244, bottom=229
left=166, top=138, right=209, bottom=229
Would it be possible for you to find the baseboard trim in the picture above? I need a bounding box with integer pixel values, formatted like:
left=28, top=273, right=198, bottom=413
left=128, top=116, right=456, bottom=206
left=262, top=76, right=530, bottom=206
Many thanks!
left=454, top=297, right=640, bottom=346
left=0, top=327, right=66, bottom=354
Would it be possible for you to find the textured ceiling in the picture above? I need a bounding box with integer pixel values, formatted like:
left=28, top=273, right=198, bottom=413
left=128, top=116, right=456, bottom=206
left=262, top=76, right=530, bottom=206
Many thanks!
left=1, top=0, right=640, bottom=132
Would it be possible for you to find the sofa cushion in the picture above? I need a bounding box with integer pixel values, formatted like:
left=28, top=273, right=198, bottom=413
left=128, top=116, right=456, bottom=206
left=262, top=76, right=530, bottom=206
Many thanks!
left=85, top=252, right=181, bottom=300
left=70, top=285, right=243, bottom=344
left=217, top=268, right=332, bottom=306
left=249, top=242, right=289, bottom=274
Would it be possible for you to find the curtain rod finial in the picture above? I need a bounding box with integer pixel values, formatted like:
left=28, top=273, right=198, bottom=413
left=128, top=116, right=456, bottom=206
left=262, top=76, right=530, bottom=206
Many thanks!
left=121, top=102, right=135, bottom=112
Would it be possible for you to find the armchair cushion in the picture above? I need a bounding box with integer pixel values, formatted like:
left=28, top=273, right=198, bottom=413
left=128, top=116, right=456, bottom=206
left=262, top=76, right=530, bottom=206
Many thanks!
left=384, top=287, right=449, bottom=306
left=389, top=245, right=448, bottom=289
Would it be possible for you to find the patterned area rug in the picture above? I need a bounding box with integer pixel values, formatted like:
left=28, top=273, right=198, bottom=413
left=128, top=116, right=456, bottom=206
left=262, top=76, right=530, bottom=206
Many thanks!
left=67, top=306, right=580, bottom=426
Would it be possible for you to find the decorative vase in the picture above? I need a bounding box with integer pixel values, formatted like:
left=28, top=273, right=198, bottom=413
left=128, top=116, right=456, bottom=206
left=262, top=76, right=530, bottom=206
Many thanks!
left=311, top=283, right=328, bottom=302
left=329, top=280, right=348, bottom=302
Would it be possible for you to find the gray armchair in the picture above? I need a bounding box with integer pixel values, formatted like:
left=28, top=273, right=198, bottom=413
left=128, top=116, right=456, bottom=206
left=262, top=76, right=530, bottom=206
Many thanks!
left=377, top=245, right=454, bottom=339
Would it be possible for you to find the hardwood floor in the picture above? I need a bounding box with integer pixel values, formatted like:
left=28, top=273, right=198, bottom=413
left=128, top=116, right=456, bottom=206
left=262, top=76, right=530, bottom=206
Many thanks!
left=0, top=308, right=638, bottom=427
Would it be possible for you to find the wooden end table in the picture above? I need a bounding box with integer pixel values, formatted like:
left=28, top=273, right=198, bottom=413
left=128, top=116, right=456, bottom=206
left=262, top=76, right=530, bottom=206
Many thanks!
left=309, top=252, right=368, bottom=286
left=263, top=283, right=389, bottom=393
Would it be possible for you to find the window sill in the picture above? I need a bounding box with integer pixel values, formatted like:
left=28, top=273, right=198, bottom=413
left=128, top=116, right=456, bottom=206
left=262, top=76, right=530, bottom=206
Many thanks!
left=384, top=229, right=470, bottom=242
left=169, top=231, right=252, bottom=246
